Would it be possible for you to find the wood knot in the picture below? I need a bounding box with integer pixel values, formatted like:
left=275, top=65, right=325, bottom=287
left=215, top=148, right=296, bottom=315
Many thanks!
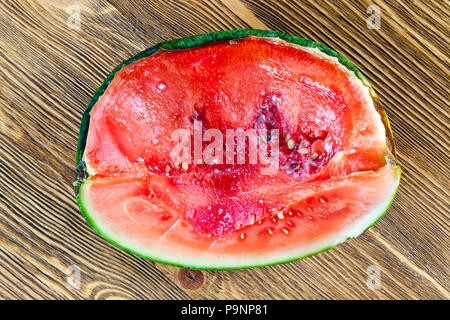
left=178, top=269, right=204, bottom=290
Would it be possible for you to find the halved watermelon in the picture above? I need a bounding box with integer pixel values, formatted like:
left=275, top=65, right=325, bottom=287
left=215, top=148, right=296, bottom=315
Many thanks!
left=75, top=30, right=400, bottom=269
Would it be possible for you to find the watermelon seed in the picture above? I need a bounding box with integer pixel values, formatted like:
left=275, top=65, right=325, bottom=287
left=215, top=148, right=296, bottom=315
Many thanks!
left=288, top=211, right=293, bottom=216
left=268, top=228, right=273, bottom=235
left=277, top=211, right=285, bottom=219
left=240, top=232, right=245, bottom=240
left=282, top=228, right=289, bottom=235
left=272, top=218, right=277, bottom=223
left=165, top=165, right=171, bottom=173
left=286, top=221, right=294, bottom=227
left=250, top=215, right=255, bottom=225
left=182, top=162, right=188, bottom=171
left=230, top=40, right=238, bottom=45
left=287, top=139, right=295, bottom=149
left=285, top=133, right=291, bottom=142
left=298, top=147, right=309, bottom=155
left=258, top=220, right=262, bottom=225
left=319, top=197, right=326, bottom=203
left=311, top=152, right=319, bottom=160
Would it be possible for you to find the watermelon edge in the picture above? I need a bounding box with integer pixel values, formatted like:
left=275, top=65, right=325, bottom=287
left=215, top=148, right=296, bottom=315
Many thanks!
left=74, top=29, right=401, bottom=269
left=76, top=166, right=401, bottom=270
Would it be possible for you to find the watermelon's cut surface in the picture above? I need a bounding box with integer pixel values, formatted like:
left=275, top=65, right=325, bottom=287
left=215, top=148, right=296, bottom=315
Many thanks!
left=75, top=30, right=400, bottom=269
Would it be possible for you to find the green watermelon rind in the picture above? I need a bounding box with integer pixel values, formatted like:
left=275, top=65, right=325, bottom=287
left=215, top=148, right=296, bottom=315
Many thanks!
left=75, top=29, right=400, bottom=270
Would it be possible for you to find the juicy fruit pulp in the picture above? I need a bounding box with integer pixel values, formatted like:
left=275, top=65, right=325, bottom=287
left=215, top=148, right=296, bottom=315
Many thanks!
left=76, top=31, right=400, bottom=269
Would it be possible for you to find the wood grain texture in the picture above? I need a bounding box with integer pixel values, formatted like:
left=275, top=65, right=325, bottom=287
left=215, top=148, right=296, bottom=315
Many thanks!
left=0, top=0, right=448, bottom=300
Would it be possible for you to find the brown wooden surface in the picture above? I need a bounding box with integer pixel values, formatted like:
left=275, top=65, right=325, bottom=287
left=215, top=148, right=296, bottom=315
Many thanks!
left=0, top=0, right=449, bottom=300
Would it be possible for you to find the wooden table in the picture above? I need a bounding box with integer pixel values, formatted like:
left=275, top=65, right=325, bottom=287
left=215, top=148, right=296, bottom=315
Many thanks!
left=0, top=0, right=448, bottom=300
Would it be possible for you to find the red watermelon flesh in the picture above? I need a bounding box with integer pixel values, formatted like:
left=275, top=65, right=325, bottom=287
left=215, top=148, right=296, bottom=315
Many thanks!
left=77, top=35, right=400, bottom=269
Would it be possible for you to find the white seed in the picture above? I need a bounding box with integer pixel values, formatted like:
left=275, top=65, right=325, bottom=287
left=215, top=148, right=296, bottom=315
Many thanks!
left=250, top=215, right=255, bottom=225
left=298, top=148, right=309, bottom=155
left=165, top=165, right=171, bottom=173
left=268, top=228, right=273, bottom=235
left=240, top=232, right=245, bottom=240
left=310, top=152, right=319, bottom=160
left=285, top=133, right=291, bottom=142
left=181, top=162, right=188, bottom=171
left=319, top=197, right=326, bottom=203
left=277, top=211, right=285, bottom=219
left=287, top=139, right=295, bottom=149
left=282, top=228, right=289, bottom=235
